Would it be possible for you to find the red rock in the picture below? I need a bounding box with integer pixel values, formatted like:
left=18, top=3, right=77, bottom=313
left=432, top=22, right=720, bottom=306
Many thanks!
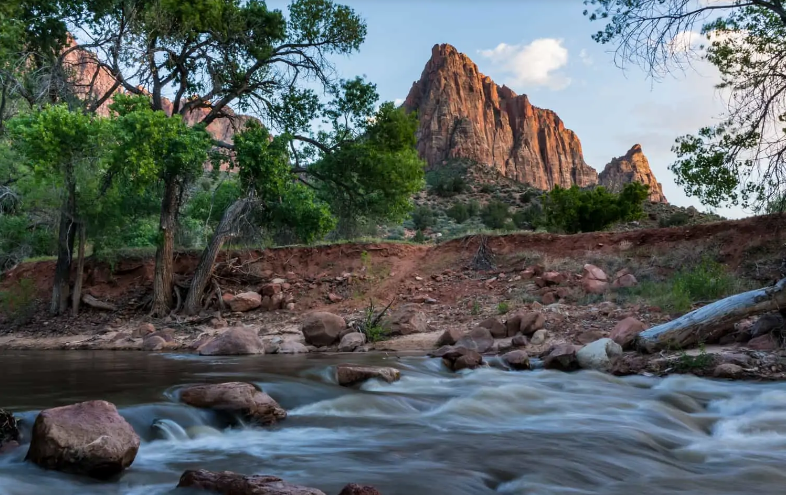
left=599, top=144, right=667, bottom=203
left=577, top=330, right=605, bottom=345
left=502, top=350, right=531, bottom=370
left=197, top=327, right=265, bottom=356
left=610, top=317, right=648, bottom=349
left=336, top=365, right=400, bottom=386
left=541, top=292, right=557, bottom=305
left=132, top=323, right=155, bottom=339
left=328, top=293, right=343, bottom=303
left=747, top=334, right=779, bottom=351
left=339, top=484, right=383, bottom=495
left=382, top=304, right=431, bottom=336
left=177, top=470, right=325, bottom=494
left=477, top=317, right=506, bottom=338
left=455, top=326, right=494, bottom=353
left=436, top=328, right=463, bottom=346
left=179, top=382, right=286, bottom=425
left=543, top=344, right=580, bottom=371
left=582, top=264, right=609, bottom=294
left=612, top=273, right=638, bottom=289
left=542, top=271, right=566, bottom=285
left=301, top=312, right=347, bottom=347
left=227, top=292, right=262, bottom=312
left=260, top=283, right=282, bottom=296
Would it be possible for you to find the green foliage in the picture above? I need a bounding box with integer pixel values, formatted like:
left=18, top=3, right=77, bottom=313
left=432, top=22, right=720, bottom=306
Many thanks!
left=512, top=204, right=544, bottom=229
left=497, top=301, right=510, bottom=314
left=659, top=211, right=691, bottom=228
left=519, top=190, right=535, bottom=204
left=471, top=300, right=481, bottom=315
left=413, top=230, right=426, bottom=243
left=411, top=206, right=435, bottom=231
left=675, top=343, right=716, bottom=373
left=479, top=183, right=495, bottom=194
left=480, top=200, right=510, bottom=229
left=359, top=300, right=390, bottom=343
left=426, top=162, right=468, bottom=198
left=467, top=200, right=480, bottom=217
left=0, top=278, right=36, bottom=326
left=446, top=202, right=470, bottom=223
left=543, top=183, right=649, bottom=233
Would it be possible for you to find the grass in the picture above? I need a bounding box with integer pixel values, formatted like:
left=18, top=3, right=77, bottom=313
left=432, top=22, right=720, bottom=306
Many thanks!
left=471, top=300, right=481, bottom=316
left=673, top=343, right=716, bottom=372
left=497, top=301, right=510, bottom=314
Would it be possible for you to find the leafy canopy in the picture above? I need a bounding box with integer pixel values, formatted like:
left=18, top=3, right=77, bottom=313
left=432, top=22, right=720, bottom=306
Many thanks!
left=544, top=182, right=649, bottom=233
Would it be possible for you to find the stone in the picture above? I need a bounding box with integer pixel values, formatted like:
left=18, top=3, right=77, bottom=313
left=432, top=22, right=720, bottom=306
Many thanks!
left=436, top=328, right=463, bottom=347
left=577, top=330, right=604, bottom=345
left=221, top=293, right=235, bottom=305
left=197, top=327, right=265, bottom=356
left=610, top=317, right=648, bottom=349
left=338, top=484, right=383, bottom=495
left=179, top=382, right=286, bottom=425
left=511, top=334, right=529, bottom=347
left=301, top=312, right=347, bottom=347
left=263, top=336, right=282, bottom=354
left=0, top=409, right=19, bottom=450
left=502, top=350, right=531, bottom=370
left=582, top=264, right=609, bottom=294
left=530, top=329, right=549, bottom=346
left=277, top=341, right=309, bottom=354
left=177, top=470, right=326, bottom=495
left=269, top=292, right=285, bottom=310
left=381, top=304, right=430, bottom=336
left=610, top=353, right=651, bottom=376
left=132, top=323, right=155, bottom=339
left=543, top=344, right=580, bottom=371
left=336, top=365, right=401, bottom=386
left=149, top=328, right=175, bottom=342
left=612, top=273, right=638, bottom=289
left=714, top=363, right=744, bottom=379
left=599, top=144, right=667, bottom=203
left=260, top=283, right=282, bottom=296
left=271, top=278, right=287, bottom=284
left=477, top=317, right=506, bottom=339
left=455, top=326, right=494, bottom=353
left=338, top=332, right=367, bottom=352
left=542, top=271, right=566, bottom=285
left=286, top=302, right=296, bottom=311
left=26, top=400, right=140, bottom=479
left=576, top=338, right=623, bottom=371
left=750, top=313, right=784, bottom=338
left=452, top=350, right=484, bottom=371
left=436, top=346, right=484, bottom=371
left=747, top=333, right=779, bottom=351
left=328, top=292, right=343, bottom=303
left=227, top=292, right=262, bottom=312
left=142, top=335, right=167, bottom=351
left=541, top=292, right=557, bottom=305
left=505, top=311, right=545, bottom=337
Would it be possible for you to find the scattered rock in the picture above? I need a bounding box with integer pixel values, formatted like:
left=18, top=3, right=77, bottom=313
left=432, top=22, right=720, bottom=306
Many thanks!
left=750, top=313, right=784, bottom=338
left=610, top=317, right=648, bottom=349
left=301, top=312, right=347, bottom=347
left=338, top=484, right=383, bottom=495
left=511, top=334, right=529, bottom=347
left=612, top=273, right=638, bottom=289
left=336, top=365, right=401, bottom=386
left=541, top=292, right=557, bottom=305
left=228, top=292, right=262, bottom=312
left=142, top=335, right=167, bottom=351
left=197, top=327, right=265, bottom=356
left=576, top=338, right=623, bottom=371
left=438, top=346, right=484, bottom=371
left=260, top=283, right=282, bottom=296
left=177, top=469, right=326, bottom=495
left=542, top=271, right=566, bottom=285
left=577, top=330, right=605, bottom=345
left=581, top=264, right=608, bottom=294
left=338, top=332, right=367, bottom=352
left=328, top=292, right=344, bottom=303
left=543, top=344, right=580, bottom=371
left=149, top=328, right=175, bottom=342
left=747, top=333, right=780, bottom=351
left=610, top=353, right=651, bottom=376
left=714, top=363, right=744, bottom=379
left=505, top=311, right=545, bottom=337
left=132, top=323, right=155, bottom=339
left=382, top=304, right=431, bottom=336
left=286, top=302, right=296, bottom=311
left=502, top=350, right=531, bottom=370
left=530, top=329, right=549, bottom=346
left=26, top=400, right=140, bottom=479
left=263, top=336, right=282, bottom=354
left=478, top=317, right=506, bottom=339
left=436, top=328, right=463, bottom=347
left=455, top=326, right=494, bottom=353
left=179, top=382, right=286, bottom=425
left=277, top=341, right=309, bottom=354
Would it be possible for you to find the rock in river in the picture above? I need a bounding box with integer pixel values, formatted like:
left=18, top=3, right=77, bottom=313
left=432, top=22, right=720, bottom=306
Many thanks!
left=26, top=400, right=140, bottom=479
left=301, top=312, right=347, bottom=347
left=336, top=365, right=401, bottom=386
left=576, top=338, right=622, bottom=371
left=179, top=382, right=286, bottom=425
left=197, top=327, right=265, bottom=356
left=177, top=469, right=326, bottom=494
left=339, top=484, right=383, bottom=495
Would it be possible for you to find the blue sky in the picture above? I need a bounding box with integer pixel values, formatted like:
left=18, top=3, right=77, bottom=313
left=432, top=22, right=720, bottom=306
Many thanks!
left=277, top=1, right=741, bottom=217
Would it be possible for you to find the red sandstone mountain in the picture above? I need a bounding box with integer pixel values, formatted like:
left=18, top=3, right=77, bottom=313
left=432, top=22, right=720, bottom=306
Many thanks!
left=599, top=144, right=667, bottom=203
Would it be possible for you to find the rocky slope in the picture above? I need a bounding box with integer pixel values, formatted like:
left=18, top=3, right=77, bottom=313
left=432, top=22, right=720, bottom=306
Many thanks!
left=599, top=144, right=667, bottom=203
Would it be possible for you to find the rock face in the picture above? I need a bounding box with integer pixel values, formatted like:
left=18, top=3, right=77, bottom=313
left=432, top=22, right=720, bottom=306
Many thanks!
left=335, top=365, right=401, bottom=386
left=177, top=470, right=326, bottom=495
left=179, top=382, right=286, bottom=425
left=599, top=144, right=667, bottom=203
left=197, top=327, right=265, bottom=356
left=403, top=44, right=598, bottom=190
left=26, top=400, right=140, bottom=479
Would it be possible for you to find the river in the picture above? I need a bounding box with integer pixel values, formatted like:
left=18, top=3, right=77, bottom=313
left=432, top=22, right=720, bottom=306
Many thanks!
left=1, top=351, right=786, bottom=494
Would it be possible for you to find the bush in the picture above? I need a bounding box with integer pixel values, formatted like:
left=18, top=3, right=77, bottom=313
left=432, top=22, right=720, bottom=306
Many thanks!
left=0, top=278, right=37, bottom=326
left=480, top=200, right=510, bottom=229
left=467, top=200, right=481, bottom=217
left=519, top=191, right=535, bottom=204
left=544, top=183, right=649, bottom=233
left=479, top=183, right=495, bottom=194
left=413, top=230, right=426, bottom=243
left=411, top=206, right=436, bottom=231
left=446, top=203, right=470, bottom=223
left=426, top=165, right=468, bottom=198
left=512, top=204, right=544, bottom=229
left=497, top=301, right=510, bottom=314
left=659, top=211, right=691, bottom=228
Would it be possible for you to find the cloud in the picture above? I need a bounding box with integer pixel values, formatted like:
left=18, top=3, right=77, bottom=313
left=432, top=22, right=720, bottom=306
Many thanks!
left=478, top=38, right=571, bottom=90
left=393, top=98, right=405, bottom=106
left=668, top=30, right=703, bottom=54
left=579, top=49, right=593, bottom=66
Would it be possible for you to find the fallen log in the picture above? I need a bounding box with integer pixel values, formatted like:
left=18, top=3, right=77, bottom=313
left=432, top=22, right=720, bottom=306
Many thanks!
left=636, top=278, right=786, bottom=353
left=81, top=294, right=117, bottom=312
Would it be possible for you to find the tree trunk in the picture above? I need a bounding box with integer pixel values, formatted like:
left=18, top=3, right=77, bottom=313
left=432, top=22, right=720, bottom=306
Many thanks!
left=151, top=179, right=180, bottom=317
left=636, top=278, right=786, bottom=352
left=183, top=198, right=249, bottom=316
left=50, top=182, right=76, bottom=315
left=71, top=223, right=86, bottom=316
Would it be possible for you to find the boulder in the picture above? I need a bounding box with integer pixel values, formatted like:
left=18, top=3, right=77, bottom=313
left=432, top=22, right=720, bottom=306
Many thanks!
left=263, top=336, right=282, bottom=354
left=747, top=333, right=779, bottom=351
left=301, top=312, right=347, bottom=347
left=142, top=335, right=167, bottom=351
left=179, top=382, right=286, bottom=425
left=437, top=346, right=484, bottom=371
left=502, top=350, right=531, bottom=370
left=530, top=329, right=549, bottom=346
left=610, top=353, right=651, bottom=376
left=149, top=328, right=176, bottom=342
left=511, top=334, right=529, bottom=347
left=750, top=313, right=784, bottom=338
left=381, top=304, right=430, bottom=335
left=714, top=363, right=744, bottom=379
left=339, top=484, right=383, bottom=495
left=542, top=271, right=566, bottom=285
left=577, top=330, right=605, bottom=345
left=260, top=283, right=282, bottom=296
left=612, top=273, right=638, bottom=289
left=197, top=327, right=265, bottom=356
left=26, top=400, right=140, bottom=479
left=478, top=317, right=506, bottom=339
left=132, top=323, right=155, bottom=339
left=541, top=292, right=557, bottom=305
left=336, top=365, right=401, bottom=386
left=436, top=328, right=463, bottom=347
left=581, top=264, right=609, bottom=294
left=505, top=311, right=545, bottom=337
left=610, top=317, right=648, bottom=349
left=576, top=338, right=623, bottom=371
left=455, top=326, right=494, bottom=353
left=227, top=292, right=262, bottom=312
left=543, top=344, right=580, bottom=371
left=338, top=332, right=367, bottom=352
left=277, top=341, right=309, bottom=354
left=452, top=350, right=484, bottom=371
left=177, top=470, right=326, bottom=495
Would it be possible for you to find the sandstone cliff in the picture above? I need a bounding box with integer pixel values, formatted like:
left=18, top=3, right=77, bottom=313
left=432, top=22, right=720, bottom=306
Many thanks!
left=403, top=44, right=598, bottom=190
left=599, top=144, right=667, bottom=203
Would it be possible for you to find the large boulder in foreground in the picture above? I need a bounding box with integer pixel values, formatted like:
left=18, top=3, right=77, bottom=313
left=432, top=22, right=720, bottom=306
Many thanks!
left=381, top=304, right=431, bottom=336
left=26, top=400, right=139, bottom=479
left=336, top=365, right=401, bottom=386
left=455, top=326, right=494, bottom=353
left=301, top=312, right=347, bottom=347
left=197, top=327, right=265, bottom=356
left=338, top=332, right=367, bottom=352
left=177, top=469, right=326, bottom=495
left=179, top=382, right=286, bottom=425
left=576, top=338, right=622, bottom=371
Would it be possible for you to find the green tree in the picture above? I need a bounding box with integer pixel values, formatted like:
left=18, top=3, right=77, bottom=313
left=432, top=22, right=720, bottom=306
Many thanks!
left=411, top=206, right=435, bottom=231
left=480, top=200, right=510, bottom=229
left=584, top=0, right=786, bottom=210
left=543, top=183, right=649, bottom=233
left=446, top=202, right=470, bottom=223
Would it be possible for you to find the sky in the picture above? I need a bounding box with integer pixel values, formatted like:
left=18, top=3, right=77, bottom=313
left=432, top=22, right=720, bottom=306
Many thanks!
left=274, top=0, right=743, bottom=218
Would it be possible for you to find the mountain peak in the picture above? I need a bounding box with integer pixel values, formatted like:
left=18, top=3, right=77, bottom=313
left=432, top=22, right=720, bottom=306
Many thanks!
left=599, top=145, right=667, bottom=203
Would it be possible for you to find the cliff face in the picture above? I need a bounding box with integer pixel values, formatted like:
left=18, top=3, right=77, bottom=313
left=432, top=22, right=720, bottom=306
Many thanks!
left=599, top=144, right=667, bottom=203
left=403, top=44, right=598, bottom=190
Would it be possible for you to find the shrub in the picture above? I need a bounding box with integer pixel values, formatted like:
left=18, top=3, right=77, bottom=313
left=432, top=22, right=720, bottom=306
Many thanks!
left=480, top=200, right=510, bottom=229
left=411, top=206, right=436, bottom=231
left=519, top=190, right=535, bottom=204
left=426, top=165, right=468, bottom=198
left=413, top=230, right=426, bottom=243
left=446, top=203, right=470, bottom=223
left=512, top=204, right=544, bottom=229
left=497, top=301, right=510, bottom=314
left=659, top=211, right=691, bottom=228
left=471, top=300, right=481, bottom=315
left=0, top=278, right=37, bottom=326
left=479, top=183, right=495, bottom=194
left=467, top=200, right=481, bottom=217
left=543, top=182, right=649, bottom=233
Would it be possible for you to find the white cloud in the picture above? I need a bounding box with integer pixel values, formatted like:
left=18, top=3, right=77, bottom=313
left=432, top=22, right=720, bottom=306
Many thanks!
left=579, top=49, right=593, bottom=66
left=393, top=98, right=405, bottom=106
left=668, top=30, right=703, bottom=54
left=478, top=38, right=571, bottom=90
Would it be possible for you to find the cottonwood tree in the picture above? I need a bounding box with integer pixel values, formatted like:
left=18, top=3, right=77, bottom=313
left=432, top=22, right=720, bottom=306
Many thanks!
left=584, top=0, right=786, bottom=210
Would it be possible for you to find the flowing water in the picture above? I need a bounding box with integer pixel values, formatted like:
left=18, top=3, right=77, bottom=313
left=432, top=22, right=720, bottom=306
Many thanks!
left=2, top=351, right=786, bottom=494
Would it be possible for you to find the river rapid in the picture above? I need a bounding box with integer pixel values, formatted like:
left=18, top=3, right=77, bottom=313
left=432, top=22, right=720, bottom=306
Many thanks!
left=1, top=351, right=786, bottom=494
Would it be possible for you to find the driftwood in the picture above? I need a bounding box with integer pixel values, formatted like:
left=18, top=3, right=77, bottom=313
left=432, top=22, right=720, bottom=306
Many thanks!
left=81, top=294, right=117, bottom=312
left=636, top=278, right=786, bottom=353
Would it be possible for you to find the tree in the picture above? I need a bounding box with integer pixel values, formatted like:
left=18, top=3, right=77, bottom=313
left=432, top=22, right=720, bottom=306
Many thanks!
left=584, top=0, right=786, bottom=210
left=480, top=200, right=510, bottom=229
left=543, top=183, right=649, bottom=233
